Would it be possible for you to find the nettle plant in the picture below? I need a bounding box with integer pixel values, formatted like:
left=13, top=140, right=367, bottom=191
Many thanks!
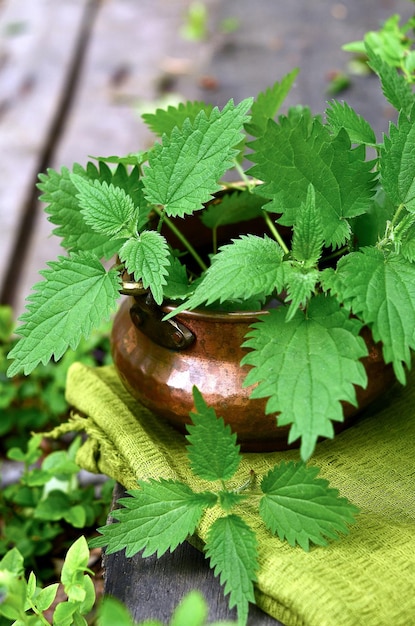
left=6, top=44, right=415, bottom=461
left=344, top=12, right=415, bottom=84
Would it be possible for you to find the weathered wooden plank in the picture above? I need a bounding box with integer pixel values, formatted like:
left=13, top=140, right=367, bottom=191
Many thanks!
left=15, top=0, right=414, bottom=314
left=0, top=0, right=92, bottom=305
left=209, top=0, right=411, bottom=134
left=15, top=0, right=219, bottom=314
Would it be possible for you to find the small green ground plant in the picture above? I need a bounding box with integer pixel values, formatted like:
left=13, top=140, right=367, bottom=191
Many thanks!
left=0, top=536, right=228, bottom=626
left=0, top=306, right=111, bottom=453
left=91, top=387, right=357, bottom=625
left=0, top=433, right=114, bottom=581
left=344, top=9, right=415, bottom=82
left=1, top=305, right=114, bottom=593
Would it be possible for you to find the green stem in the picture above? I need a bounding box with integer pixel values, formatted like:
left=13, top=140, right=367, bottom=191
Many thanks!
left=263, top=212, right=290, bottom=255
left=28, top=601, right=51, bottom=625
left=207, top=164, right=281, bottom=256
left=391, top=203, right=405, bottom=228
left=322, top=245, right=349, bottom=262
left=233, top=160, right=254, bottom=190
left=212, top=226, right=218, bottom=255
left=377, top=203, right=409, bottom=250
left=394, top=210, right=415, bottom=237
left=153, top=206, right=208, bottom=272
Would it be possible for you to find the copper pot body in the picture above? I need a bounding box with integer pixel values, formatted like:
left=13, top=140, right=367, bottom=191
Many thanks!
left=111, top=296, right=395, bottom=452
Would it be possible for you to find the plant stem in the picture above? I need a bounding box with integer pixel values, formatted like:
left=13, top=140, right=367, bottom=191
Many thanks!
left=227, top=166, right=290, bottom=255
left=233, top=160, right=254, bottom=191
left=212, top=227, right=218, bottom=255
left=28, top=601, right=50, bottom=625
left=391, top=203, right=405, bottom=228
left=321, top=245, right=349, bottom=262
left=263, top=212, right=290, bottom=255
left=378, top=203, right=409, bottom=250
left=394, top=210, right=415, bottom=237
left=153, top=207, right=208, bottom=272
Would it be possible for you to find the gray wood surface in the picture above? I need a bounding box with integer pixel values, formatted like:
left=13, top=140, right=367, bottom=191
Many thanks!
left=2, top=0, right=413, bottom=314
left=0, top=0, right=90, bottom=302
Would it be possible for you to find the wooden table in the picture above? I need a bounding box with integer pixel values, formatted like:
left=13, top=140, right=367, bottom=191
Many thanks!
left=1, top=0, right=412, bottom=623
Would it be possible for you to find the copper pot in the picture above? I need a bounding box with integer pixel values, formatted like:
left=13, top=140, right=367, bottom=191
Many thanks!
left=111, top=294, right=395, bottom=452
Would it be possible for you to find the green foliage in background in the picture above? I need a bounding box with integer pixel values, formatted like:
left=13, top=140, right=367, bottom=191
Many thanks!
left=0, top=306, right=111, bottom=452
left=0, top=433, right=114, bottom=581
left=344, top=12, right=415, bottom=83
left=0, top=536, right=236, bottom=625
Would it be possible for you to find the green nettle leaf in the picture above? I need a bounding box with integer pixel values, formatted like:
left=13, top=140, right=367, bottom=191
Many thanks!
left=169, top=591, right=208, bottom=626
left=291, top=184, right=324, bottom=266
left=98, top=596, right=137, bottom=626
left=259, top=461, right=359, bottom=551
left=61, top=536, right=90, bottom=588
left=283, top=263, right=320, bottom=322
left=0, top=548, right=25, bottom=576
left=401, top=226, right=415, bottom=262
left=162, top=254, right=193, bottom=300
left=143, top=98, right=253, bottom=217
left=245, top=68, right=299, bottom=137
left=141, top=101, right=213, bottom=136
left=38, top=167, right=123, bottom=259
left=119, top=231, right=171, bottom=305
left=169, top=235, right=284, bottom=316
left=91, top=152, right=147, bottom=166
left=249, top=115, right=377, bottom=248
left=242, top=295, right=368, bottom=461
left=110, top=164, right=149, bottom=231
left=7, top=254, right=121, bottom=376
left=206, top=515, right=258, bottom=625
left=35, top=583, right=59, bottom=612
left=200, top=189, right=266, bottom=230
left=218, top=490, right=247, bottom=512
left=366, top=45, right=414, bottom=116
left=332, top=248, right=415, bottom=384
left=326, top=100, right=377, bottom=146
left=71, top=174, right=136, bottom=237
left=380, top=110, right=415, bottom=212
left=91, top=480, right=217, bottom=557
left=363, top=15, right=408, bottom=66
left=351, top=188, right=395, bottom=248
left=186, top=386, right=241, bottom=482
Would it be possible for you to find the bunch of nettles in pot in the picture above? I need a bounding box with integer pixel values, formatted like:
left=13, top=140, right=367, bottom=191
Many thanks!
left=7, top=44, right=415, bottom=462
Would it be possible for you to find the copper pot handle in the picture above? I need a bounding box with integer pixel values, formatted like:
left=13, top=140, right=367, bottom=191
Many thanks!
left=128, top=293, right=195, bottom=351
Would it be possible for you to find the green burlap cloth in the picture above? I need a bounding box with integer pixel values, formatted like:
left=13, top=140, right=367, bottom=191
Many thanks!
left=59, top=362, right=415, bottom=626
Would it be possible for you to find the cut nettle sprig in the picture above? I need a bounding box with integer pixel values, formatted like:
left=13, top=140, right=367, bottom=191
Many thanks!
left=91, top=386, right=359, bottom=626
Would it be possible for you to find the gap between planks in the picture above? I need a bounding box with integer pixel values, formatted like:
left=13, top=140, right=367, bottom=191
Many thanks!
left=0, top=0, right=100, bottom=309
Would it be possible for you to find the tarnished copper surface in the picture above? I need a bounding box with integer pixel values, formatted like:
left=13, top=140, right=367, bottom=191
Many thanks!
left=111, top=297, right=395, bottom=452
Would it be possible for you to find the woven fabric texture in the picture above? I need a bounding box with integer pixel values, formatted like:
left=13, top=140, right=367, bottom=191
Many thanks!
left=60, top=362, right=415, bottom=626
